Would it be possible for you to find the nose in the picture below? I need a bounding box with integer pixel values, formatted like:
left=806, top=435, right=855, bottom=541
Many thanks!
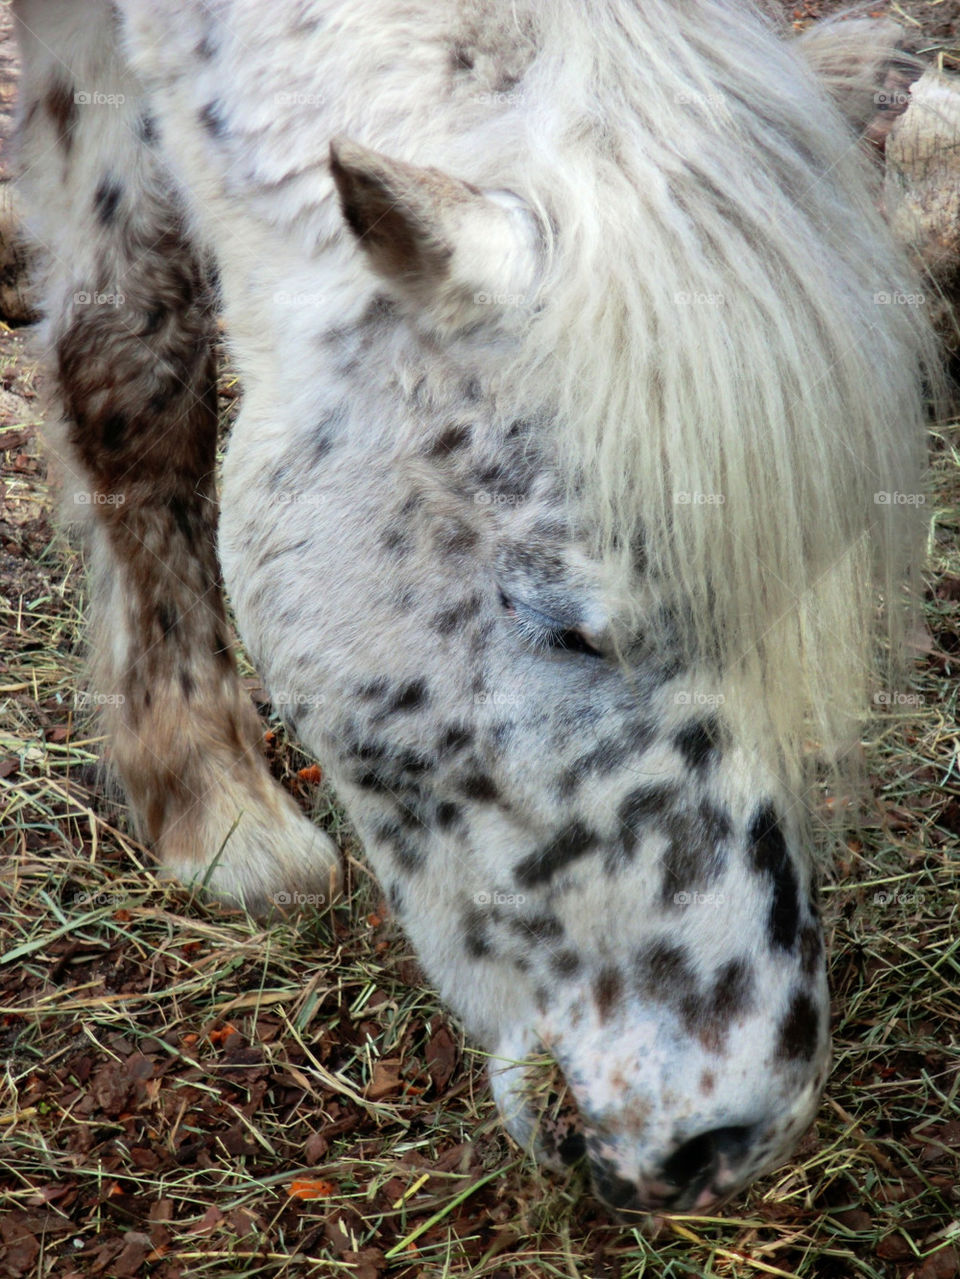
left=591, top=1123, right=755, bottom=1216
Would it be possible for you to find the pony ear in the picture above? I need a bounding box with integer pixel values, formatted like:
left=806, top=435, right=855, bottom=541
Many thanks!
left=329, top=137, right=540, bottom=330
left=794, top=17, right=919, bottom=146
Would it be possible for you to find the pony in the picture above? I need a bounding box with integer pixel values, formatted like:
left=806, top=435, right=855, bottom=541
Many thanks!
left=11, top=0, right=933, bottom=1218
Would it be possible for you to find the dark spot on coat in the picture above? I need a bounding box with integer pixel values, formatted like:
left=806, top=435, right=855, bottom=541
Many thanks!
left=706, top=958, right=754, bottom=1024
left=776, top=991, right=820, bottom=1061
left=199, top=100, right=228, bottom=138
left=510, top=914, right=564, bottom=943
left=101, top=412, right=127, bottom=451
left=46, top=81, right=78, bottom=150
left=438, top=725, right=473, bottom=754
left=514, top=821, right=600, bottom=887
left=594, top=966, right=624, bottom=1021
left=310, top=432, right=332, bottom=466
left=93, top=176, right=123, bottom=225
left=674, top=717, right=721, bottom=770
left=463, top=904, right=493, bottom=958
left=138, top=113, right=158, bottom=144
left=179, top=669, right=195, bottom=700
left=357, top=677, right=390, bottom=701
left=381, top=526, right=411, bottom=555
left=459, top=772, right=499, bottom=802
left=452, top=46, right=475, bottom=71
left=387, top=679, right=429, bottom=714
left=373, top=819, right=424, bottom=872
left=637, top=941, right=694, bottom=1000
left=431, top=591, right=483, bottom=636
left=168, top=496, right=194, bottom=542
left=434, top=801, right=463, bottom=828
left=551, top=949, right=581, bottom=978
left=143, top=305, right=166, bottom=336
left=660, top=802, right=731, bottom=905
left=617, top=784, right=675, bottom=857
left=749, top=805, right=800, bottom=950
left=558, top=738, right=626, bottom=796
left=428, top=422, right=472, bottom=457
left=798, top=924, right=823, bottom=977
left=157, top=603, right=178, bottom=639
left=196, top=30, right=219, bottom=60
left=354, top=769, right=392, bottom=794
left=436, top=520, right=478, bottom=556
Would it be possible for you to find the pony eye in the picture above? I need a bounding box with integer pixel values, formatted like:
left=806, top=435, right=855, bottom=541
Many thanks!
left=548, top=628, right=604, bottom=659
left=498, top=589, right=604, bottom=659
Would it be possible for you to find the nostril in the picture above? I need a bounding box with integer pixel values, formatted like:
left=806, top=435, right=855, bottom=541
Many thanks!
left=661, top=1124, right=754, bottom=1189
left=591, top=1164, right=643, bottom=1213
left=556, top=1129, right=586, bottom=1166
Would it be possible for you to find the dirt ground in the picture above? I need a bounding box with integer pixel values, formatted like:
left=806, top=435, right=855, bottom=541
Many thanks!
left=0, top=4, right=958, bottom=1279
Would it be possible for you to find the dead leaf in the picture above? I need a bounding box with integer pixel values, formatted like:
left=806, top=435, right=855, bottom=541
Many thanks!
left=365, top=1059, right=402, bottom=1100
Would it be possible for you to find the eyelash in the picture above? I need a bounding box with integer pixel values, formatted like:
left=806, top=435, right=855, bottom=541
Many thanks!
left=498, top=589, right=604, bottom=659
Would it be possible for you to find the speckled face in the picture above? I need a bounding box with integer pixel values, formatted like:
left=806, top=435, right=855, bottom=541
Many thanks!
left=223, top=297, right=832, bottom=1217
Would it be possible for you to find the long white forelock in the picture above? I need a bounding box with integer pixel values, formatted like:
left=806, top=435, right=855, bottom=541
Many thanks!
left=477, top=0, right=934, bottom=786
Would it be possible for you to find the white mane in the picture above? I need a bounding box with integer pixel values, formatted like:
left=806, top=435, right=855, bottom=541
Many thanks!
left=493, top=0, right=934, bottom=783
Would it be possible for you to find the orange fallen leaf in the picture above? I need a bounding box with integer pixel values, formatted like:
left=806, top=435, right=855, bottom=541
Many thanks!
left=287, top=1178, right=335, bottom=1200
left=208, top=1024, right=238, bottom=1045
left=297, top=764, right=323, bottom=784
left=367, top=912, right=383, bottom=928
left=181, top=1033, right=199, bottom=1047
left=113, top=909, right=132, bottom=922
left=263, top=729, right=275, bottom=744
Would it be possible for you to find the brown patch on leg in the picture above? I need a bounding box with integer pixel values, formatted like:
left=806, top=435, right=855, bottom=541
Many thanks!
left=11, top=4, right=340, bottom=910
left=50, top=219, right=340, bottom=910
